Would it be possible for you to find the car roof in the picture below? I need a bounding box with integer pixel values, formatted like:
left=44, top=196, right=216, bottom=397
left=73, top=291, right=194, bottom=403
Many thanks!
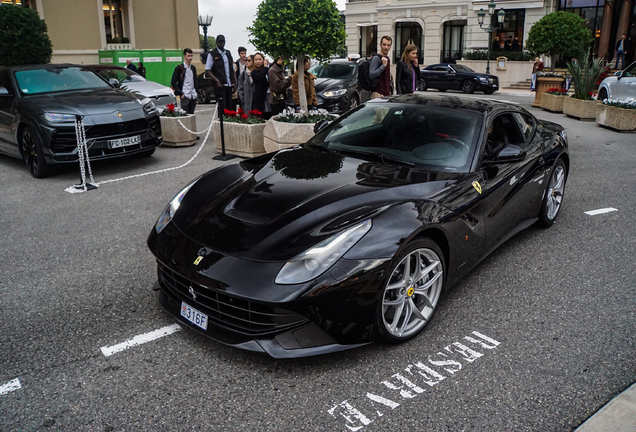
left=371, top=93, right=525, bottom=115
left=319, top=58, right=361, bottom=65
left=3, top=63, right=86, bottom=71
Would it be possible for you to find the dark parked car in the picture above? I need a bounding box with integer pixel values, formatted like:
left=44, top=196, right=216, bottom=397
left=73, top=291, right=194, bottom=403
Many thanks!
left=147, top=93, right=568, bottom=358
left=419, top=63, right=499, bottom=94
left=287, top=58, right=371, bottom=113
left=195, top=72, right=217, bottom=104
left=0, top=64, right=162, bottom=178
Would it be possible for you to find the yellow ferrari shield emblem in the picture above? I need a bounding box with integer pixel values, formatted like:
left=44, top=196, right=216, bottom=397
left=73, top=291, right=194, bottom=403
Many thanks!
left=193, top=256, right=203, bottom=265
left=407, top=287, right=414, bottom=297
left=472, top=181, right=482, bottom=194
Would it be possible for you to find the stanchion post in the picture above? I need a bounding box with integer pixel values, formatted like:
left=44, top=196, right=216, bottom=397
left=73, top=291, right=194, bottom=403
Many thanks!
left=212, top=88, right=236, bottom=161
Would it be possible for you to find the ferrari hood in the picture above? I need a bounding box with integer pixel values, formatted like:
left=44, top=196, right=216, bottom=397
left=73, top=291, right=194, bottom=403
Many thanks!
left=173, top=147, right=458, bottom=260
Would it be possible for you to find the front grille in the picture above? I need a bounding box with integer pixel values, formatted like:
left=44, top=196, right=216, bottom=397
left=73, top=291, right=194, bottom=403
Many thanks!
left=50, top=118, right=160, bottom=153
left=157, top=261, right=309, bottom=336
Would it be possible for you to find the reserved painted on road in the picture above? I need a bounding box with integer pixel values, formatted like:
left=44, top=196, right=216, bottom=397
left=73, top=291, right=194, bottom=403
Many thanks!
left=585, top=207, right=618, bottom=216
left=0, top=378, right=22, bottom=395
left=327, top=331, right=501, bottom=431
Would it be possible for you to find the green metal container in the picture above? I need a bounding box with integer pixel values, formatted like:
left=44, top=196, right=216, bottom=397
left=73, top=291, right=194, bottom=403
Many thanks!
left=163, top=49, right=184, bottom=87
left=141, top=50, right=165, bottom=85
left=98, top=50, right=116, bottom=66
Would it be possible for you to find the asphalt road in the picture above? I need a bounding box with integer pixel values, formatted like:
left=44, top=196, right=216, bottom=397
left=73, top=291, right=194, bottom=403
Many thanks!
left=1, top=94, right=635, bottom=432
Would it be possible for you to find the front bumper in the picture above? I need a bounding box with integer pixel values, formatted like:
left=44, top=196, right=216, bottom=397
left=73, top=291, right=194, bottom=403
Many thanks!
left=148, top=223, right=388, bottom=358
left=476, top=80, right=499, bottom=92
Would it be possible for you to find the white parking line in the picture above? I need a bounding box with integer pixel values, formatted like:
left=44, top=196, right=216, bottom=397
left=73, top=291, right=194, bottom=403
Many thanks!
left=0, top=378, right=21, bottom=395
left=100, top=324, right=182, bottom=357
left=585, top=207, right=618, bottom=216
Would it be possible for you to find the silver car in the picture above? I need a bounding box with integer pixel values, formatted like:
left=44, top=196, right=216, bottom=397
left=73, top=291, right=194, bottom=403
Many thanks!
left=88, top=65, right=176, bottom=108
left=598, top=61, right=636, bottom=101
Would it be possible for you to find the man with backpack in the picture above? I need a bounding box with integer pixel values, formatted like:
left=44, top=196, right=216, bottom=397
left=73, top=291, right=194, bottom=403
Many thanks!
left=170, top=48, right=198, bottom=114
left=368, top=35, right=393, bottom=99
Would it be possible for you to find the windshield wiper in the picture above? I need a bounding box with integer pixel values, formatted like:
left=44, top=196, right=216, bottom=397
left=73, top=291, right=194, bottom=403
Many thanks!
left=338, top=149, right=415, bottom=166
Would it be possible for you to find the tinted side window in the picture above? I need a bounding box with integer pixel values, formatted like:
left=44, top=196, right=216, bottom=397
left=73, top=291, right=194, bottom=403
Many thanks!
left=512, top=113, right=535, bottom=144
left=0, top=69, right=11, bottom=91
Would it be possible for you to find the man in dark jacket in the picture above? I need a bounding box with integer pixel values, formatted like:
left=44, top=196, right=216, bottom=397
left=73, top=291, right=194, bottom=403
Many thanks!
left=369, top=35, right=393, bottom=99
left=205, top=35, right=237, bottom=112
left=125, top=60, right=138, bottom=73
left=616, top=34, right=630, bottom=70
left=171, top=48, right=198, bottom=114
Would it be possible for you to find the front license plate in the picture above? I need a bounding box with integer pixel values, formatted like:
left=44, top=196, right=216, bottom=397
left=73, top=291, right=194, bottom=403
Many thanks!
left=180, top=301, right=208, bottom=330
left=107, top=135, right=141, bottom=149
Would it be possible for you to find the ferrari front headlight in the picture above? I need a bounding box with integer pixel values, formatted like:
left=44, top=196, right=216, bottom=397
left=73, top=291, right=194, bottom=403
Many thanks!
left=275, top=219, right=372, bottom=284
left=154, top=179, right=198, bottom=233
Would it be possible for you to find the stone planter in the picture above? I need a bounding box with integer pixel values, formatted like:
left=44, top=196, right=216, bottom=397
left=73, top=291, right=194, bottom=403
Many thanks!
left=596, top=105, right=636, bottom=131
left=532, top=77, right=566, bottom=108
left=541, top=93, right=566, bottom=113
left=212, top=120, right=266, bottom=158
left=160, top=115, right=197, bottom=147
left=263, top=119, right=316, bottom=153
left=562, top=97, right=602, bottom=121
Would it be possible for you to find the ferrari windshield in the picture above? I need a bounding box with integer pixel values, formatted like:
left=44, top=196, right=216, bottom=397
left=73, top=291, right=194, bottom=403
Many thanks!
left=308, top=102, right=482, bottom=172
left=14, top=67, right=111, bottom=95
left=309, top=63, right=356, bottom=79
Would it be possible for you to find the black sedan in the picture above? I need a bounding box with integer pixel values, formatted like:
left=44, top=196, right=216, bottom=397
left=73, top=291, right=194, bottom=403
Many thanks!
left=419, top=63, right=499, bottom=94
left=306, top=58, right=371, bottom=113
left=0, top=64, right=162, bottom=177
left=147, top=93, right=568, bottom=358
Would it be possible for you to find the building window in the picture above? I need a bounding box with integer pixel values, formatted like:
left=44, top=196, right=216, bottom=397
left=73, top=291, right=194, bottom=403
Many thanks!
left=103, top=0, right=129, bottom=43
left=359, top=25, right=377, bottom=57
left=559, top=0, right=605, bottom=59
left=442, top=20, right=466, bottom=62
left=493, top=9, right=525, bottom=51
left=394, top=22, right=424, bottom=64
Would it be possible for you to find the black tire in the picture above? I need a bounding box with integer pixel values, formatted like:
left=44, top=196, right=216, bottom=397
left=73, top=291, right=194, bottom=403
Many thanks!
left=133, top=148, right=156, bottom=158
left=196, top=88, right=208, bottom=104
left=375, top=238, right=445, bottom=344
left=461, top=80, right=475, bottom=94
left=598, top=88, right=608, bottom=102
left=416, top=79, right=427, bottom=91
left=537, top=159, right=567, bottom=227
left=20, top=126, right=50, bottom=178
left=347, top=94, right=359, bottom=111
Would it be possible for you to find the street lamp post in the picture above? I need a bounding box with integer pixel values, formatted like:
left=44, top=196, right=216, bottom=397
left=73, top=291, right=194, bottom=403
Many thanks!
left=477, top=1, right=505, bottom=75
left=197, top=14, right=213, bottom=64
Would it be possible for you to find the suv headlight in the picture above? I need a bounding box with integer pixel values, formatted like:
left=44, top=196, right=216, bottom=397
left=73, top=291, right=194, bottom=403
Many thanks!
left=275, top=219, right=372, bottom=284
left=43, top=113, right=76, bottom=123
left=140, top=97, right=157, bottom=115
left=154, top=179, right=199, bottom=233
left=322, top=89, right=347, bottom=98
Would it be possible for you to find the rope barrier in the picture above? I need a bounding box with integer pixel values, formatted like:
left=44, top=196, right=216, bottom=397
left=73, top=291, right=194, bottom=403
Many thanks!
left=64, top=104, right=218, bottom=194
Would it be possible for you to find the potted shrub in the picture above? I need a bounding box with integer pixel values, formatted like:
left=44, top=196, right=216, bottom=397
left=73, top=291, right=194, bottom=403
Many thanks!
left=597, top=99, right=636, bottom=131
left=563, top=51, right=605, bottom=121
left=212, top=108, right=267, bottom=157
left=533, top=72, right=566, bottom=108
left=541, top=87, right=568, bottom=112
left=159, top=103, right=197, bottom=146
left=264, top=108, right=336, bottom=153
left=0, top=5, right=52, bottom=67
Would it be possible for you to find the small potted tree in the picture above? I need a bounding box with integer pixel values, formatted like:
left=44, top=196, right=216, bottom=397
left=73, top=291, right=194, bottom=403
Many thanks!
left=0, top=5, right=52, bottom=67
left=526, top=12, right=592, bottom=107
left=563, top=51, right=605, bottom=120
left=249, top=0, right=346, bottom=150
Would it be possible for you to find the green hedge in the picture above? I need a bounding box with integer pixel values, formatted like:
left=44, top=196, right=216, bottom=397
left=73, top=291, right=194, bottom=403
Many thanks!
left=463, top=50, right=534, bottom=61
left=0, top=5, right=52, bottom=67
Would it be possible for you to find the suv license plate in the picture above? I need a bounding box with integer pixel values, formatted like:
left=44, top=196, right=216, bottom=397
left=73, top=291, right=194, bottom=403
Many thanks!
left=180, top=301, right=208, bottom=330
left=107, top=135, right=141, bottom=149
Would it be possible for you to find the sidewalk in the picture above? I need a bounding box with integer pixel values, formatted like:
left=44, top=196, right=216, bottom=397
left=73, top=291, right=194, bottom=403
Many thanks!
left=575, top=382, right=636, bottom=432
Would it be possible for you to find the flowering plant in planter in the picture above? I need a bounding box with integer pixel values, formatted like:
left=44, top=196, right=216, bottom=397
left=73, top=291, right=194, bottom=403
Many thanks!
left=275, top=108, right=336, bottom=123
left=223, top=108, right=266, bottom=124
left=537, top=71, right=565, bottom=78
left=546, top=87, right=568, bottom=95
left=159, top=103, right=187, bottom=117
left=602, top=99, right=636, bottom=109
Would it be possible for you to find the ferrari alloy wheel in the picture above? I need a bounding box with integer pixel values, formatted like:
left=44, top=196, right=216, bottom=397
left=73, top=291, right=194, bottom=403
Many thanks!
left=462, top=80, right=475, bottom=94
left=538, top=160, right=567, bottom=227
left=20, top=126, right=50, bottom=178
left=377, top=239, right=444, bottom=342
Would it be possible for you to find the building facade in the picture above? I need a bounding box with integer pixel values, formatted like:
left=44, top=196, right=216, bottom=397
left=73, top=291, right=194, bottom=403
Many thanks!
left=345, top=0, right=634, bottom=67
left=2, top=0, right=200, bottom=65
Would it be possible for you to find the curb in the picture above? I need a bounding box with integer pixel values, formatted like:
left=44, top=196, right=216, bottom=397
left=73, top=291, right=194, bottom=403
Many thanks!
left=575, top=382, right=636, bottom=432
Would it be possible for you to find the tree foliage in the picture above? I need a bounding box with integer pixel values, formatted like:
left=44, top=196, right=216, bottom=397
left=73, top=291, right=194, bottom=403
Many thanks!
left=0, top=5, right=52, bottom=67
left=526, top=12, right=592, bottom=64
left=248, top=0, right=346, bottom=62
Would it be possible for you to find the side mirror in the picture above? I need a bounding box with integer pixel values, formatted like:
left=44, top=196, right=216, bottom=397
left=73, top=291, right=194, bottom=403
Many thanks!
left=493, top=144, right=526, bottom=163
left=109, top=78, right=120, bottom=87
left=614, top=71, right=623, bottom=79
left=314, top=119, right=329, bottom=134
left=0, top=86, right=10, bottom=95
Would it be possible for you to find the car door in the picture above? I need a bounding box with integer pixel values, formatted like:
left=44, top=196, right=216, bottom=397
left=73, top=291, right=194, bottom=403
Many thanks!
left=438, top=66, right=456, bottom=90
left=614, top=62, right=636, bottom=100
left=446, top=65, right=463, bottom=90
left=0, top=68, right=19, bottom=156
left=473, top=112, right=546, bottom=254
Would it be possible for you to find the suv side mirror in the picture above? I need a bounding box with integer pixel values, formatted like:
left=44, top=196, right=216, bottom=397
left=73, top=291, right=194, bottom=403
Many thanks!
left=314, top=119, right=329, bottom=134
left=109, top=78, right=120, bottom=87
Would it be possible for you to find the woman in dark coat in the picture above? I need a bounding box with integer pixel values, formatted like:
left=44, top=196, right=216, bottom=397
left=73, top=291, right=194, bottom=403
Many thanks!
left=268, top=56, right=291, bottom=116
left=250, top=53, right=270, bottom=117
left=396, top=44, right=421, bottom=95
